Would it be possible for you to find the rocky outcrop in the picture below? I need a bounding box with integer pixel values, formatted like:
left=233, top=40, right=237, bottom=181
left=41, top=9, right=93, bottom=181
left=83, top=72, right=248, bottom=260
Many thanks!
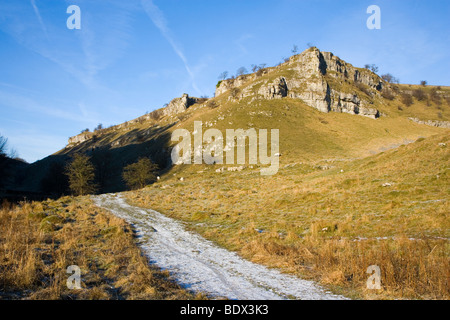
left=215, top=47, right=383, bottom=119
left=68, top=132, right=94, bottom=145
left=162, top=93, right=200, bottom=117
left=216, top=75, right=257, bottom=97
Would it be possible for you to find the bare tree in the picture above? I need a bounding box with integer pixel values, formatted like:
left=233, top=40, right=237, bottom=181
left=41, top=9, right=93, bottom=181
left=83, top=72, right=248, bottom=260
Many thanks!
left=236, top=67, right=247, bottom=77
left=218, top=71, right=228, bottom=80
left=0, top=135, right=8, bottom=188
left=0, top=135, right=7, bottom=157
left=365, top=64, right=379, bottom=73
left=291, top=44, right=299, bottom=55
left=381, top=73, right=399, bottom=84
left=94, top=123, right=103, bottom=131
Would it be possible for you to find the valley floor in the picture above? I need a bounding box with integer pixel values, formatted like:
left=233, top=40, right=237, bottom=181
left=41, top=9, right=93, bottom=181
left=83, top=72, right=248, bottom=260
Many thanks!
left=94, top=193, right=345, bottom=300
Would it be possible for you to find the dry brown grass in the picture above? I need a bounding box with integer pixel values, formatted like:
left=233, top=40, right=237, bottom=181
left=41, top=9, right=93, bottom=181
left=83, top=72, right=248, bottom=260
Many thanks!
left=0, top=197, right=196, bottom=300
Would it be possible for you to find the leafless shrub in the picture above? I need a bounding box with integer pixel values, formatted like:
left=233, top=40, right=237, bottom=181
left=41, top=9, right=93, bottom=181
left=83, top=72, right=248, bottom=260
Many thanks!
left=413, top=88, right=427, bottom=101
left=400, top=93, right=413, bottom=107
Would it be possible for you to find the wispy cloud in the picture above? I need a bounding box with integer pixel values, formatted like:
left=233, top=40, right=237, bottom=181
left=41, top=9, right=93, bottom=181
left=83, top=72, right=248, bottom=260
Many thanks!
left=236, top=33, right=253, bottom=55
left=141, top=0, right=201, bottom=95
left=30, top=0, right=49, bottom=40
left=0, top=1, right=135, bottom=90
left=0, top=88, right=97, bottom=124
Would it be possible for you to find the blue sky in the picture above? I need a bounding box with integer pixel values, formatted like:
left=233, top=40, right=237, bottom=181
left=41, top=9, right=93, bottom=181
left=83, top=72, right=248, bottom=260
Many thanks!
left=0, top=0, right=449, bottom=163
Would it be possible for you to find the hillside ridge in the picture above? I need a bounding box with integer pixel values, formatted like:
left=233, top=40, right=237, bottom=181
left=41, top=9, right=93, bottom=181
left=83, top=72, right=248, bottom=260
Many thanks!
left=67, top=47, right=387, bottom=146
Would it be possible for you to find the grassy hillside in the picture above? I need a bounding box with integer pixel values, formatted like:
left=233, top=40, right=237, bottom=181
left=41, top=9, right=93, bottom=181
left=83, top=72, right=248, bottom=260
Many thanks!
left=126, top=131, right=449, bottom=299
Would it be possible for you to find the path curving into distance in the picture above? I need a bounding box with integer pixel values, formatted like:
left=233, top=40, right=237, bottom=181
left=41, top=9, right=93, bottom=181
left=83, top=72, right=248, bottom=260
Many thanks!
left=93, top=193, right=347, bottom=300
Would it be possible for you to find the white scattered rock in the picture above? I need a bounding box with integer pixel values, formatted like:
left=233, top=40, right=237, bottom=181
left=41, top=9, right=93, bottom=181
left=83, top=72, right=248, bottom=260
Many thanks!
left=382, top=182, right=393, bottom=187
left=227, top=166, right=245, bottom=172
left=438, top=143, right=447, bottom=147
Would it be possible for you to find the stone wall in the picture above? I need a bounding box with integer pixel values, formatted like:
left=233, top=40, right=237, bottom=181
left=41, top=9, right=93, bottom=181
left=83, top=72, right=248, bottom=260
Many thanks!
left=408, top=118, right=450, bottom=128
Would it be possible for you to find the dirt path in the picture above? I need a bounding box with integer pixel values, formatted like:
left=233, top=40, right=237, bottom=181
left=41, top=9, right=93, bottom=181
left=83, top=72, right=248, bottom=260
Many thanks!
left=93, top=193, right=347, bottom=300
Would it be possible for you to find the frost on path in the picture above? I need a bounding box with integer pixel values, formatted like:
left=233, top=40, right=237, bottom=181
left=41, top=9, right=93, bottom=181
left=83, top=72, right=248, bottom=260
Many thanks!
left=93, top=193, right=347, bottom=300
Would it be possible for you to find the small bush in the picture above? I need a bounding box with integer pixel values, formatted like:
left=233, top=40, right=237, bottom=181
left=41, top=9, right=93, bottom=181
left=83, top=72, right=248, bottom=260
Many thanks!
left=230, top=87, right=241, bottom=100
left=207, top=100, right=219, bottom=109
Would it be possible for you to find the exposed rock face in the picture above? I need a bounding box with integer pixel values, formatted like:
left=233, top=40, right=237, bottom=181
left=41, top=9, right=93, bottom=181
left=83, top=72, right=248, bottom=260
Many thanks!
left=215, top=47, right=383, bottom=119
left=258, top=77, right=288, bottom=99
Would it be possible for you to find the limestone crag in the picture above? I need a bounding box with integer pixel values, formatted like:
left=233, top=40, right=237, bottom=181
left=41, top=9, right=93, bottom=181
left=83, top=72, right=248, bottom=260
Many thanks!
left=162, top=93, right=200, bottom=118
left=215, top=47, right=383, bottom=119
